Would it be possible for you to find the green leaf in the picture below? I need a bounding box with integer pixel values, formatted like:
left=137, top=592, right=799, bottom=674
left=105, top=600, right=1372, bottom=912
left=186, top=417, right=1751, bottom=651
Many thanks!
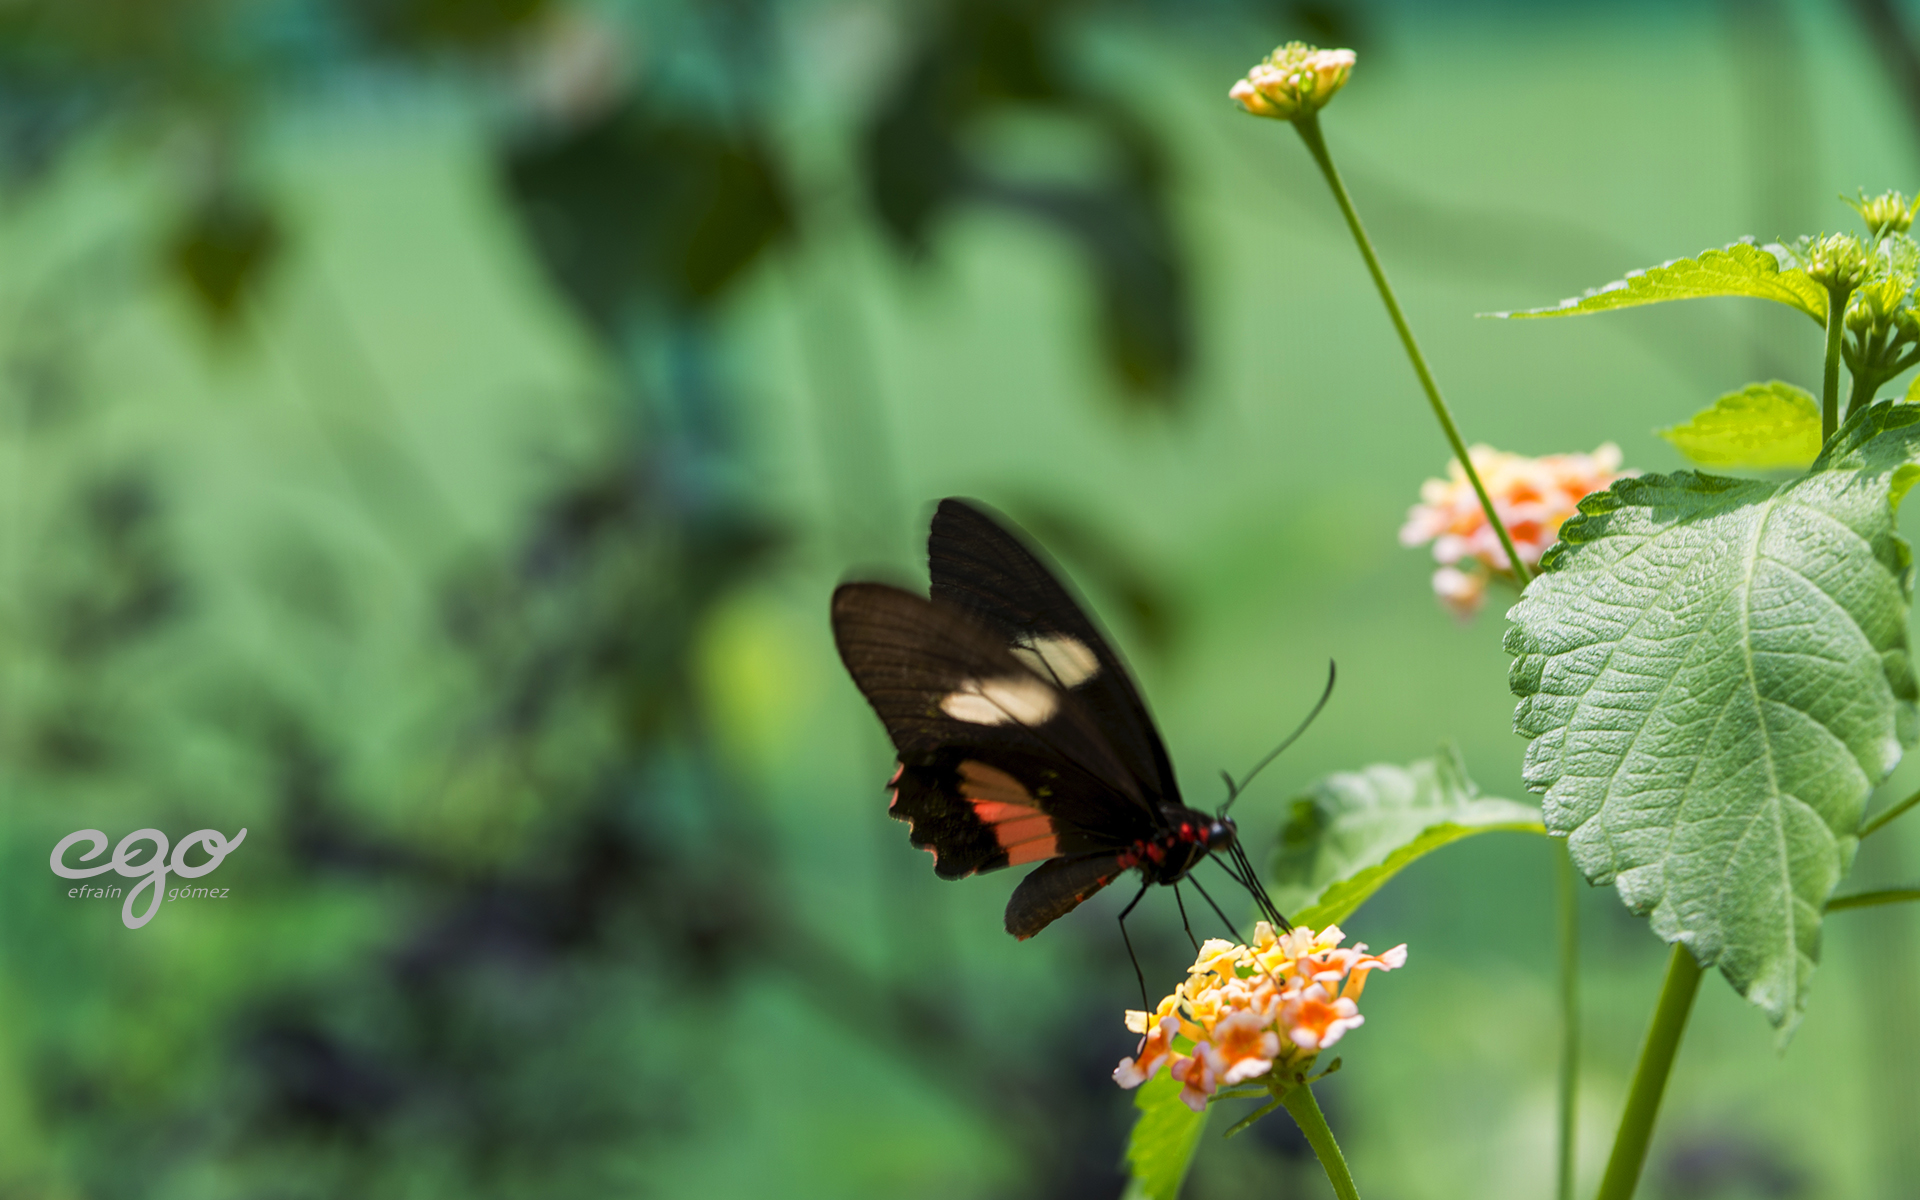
left=1658, top=381, right=1823, bottom=471
left=1270, top=744, right=1546, bottom=930
left=1506, top=401, right=1920, bottom=1031
left=1489, top=239, right=1827, bottom=325
left=1123, top=1071, right=1207, bottom=1200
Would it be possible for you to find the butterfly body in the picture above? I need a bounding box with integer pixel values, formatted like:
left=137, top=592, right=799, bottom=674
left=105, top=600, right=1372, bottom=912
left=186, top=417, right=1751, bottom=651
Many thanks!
left=833, top=499, right=1287, bottom=948
left=1114, top=810, right=1237, bottom=885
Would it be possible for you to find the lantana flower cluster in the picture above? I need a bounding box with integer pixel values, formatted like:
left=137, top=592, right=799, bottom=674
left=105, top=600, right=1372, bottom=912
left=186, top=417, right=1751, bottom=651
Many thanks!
left=1113, top=923, right=1406, bottom=1113
left=1229, top=43, right=1357, bottom=121
left=1399, top=443, right=1630, bottom=618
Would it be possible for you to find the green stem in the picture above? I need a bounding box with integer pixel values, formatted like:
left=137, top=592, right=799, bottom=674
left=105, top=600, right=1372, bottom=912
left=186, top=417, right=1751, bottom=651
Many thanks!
left=1595, top=944, right=1704, bottom=1200
left=1848, top=369, right=1873, bottom=423
left=1861, top=784, right=1920, bottom=838
left=1823, top=290, right=1847, bottom=441
left=1828, top=887, right=1920, bottom=912
left=1848, top=328, right=1884, bottom=421
left=1280, top=1083, right=1362, bottom=1200
left=1555, top=847, right=1580, bottom=1200
left=1223, top=1094, right=1286, bottom=1138
left=1291, top=113, right=1530, bottom=585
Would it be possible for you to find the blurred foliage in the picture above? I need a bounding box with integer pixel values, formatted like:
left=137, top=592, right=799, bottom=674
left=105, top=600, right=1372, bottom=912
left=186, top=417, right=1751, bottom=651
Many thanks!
left=0, top=0, right=1263, bottom=1195
left=349, top=0, right=553, bottom=51
left=862, top=0, right=1193, bottom=400
left=503, top=109, right=794, bottom=324
left=168, top=188, right=282, bottom=323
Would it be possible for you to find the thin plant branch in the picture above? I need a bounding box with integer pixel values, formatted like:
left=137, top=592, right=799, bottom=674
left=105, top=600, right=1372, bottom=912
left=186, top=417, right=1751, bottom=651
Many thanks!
left=1594, top=944, right=1704, bottom=1200
left=1828, top=887, right=1920, bottom=912
left=1290, top=111, right=1531, bottom=585
left=1555, top=848, right=1580, bottom=1200
left=1861, top=784, right=1920, bottom=838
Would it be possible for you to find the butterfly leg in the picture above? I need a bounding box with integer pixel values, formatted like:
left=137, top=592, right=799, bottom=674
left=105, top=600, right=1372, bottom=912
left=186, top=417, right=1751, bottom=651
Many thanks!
left=1186, top=873, right=1245, bottom=944
left=1172, top=882, right=1201, bottom=953
left=1117, top=879, right=1153, bottom=1016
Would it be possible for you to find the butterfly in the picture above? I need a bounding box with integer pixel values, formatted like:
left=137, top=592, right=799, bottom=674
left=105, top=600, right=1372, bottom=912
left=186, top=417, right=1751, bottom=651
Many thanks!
left=831, top=498, right=1326, bottom=995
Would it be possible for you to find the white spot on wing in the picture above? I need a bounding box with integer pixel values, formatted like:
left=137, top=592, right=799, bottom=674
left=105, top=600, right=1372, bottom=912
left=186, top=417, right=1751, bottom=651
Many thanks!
left=1009, top=634, right=1100, bottom=688
left=940, top=675, right=1059, bottom=726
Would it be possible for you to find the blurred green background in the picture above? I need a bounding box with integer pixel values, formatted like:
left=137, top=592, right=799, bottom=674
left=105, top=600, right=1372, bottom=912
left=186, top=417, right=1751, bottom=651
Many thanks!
left=4, top=1, right=1920, bottom=1197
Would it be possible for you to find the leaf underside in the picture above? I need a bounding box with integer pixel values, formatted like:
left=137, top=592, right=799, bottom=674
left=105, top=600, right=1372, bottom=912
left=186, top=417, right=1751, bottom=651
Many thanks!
left=1659, top=380, right=1822, bottom=471
left=1490, top=240, right=1827, bottom=325
left=1124, top=1072, right=1207, bottom=1200
left=1506, top=402, right=1920, bottom=1030
left=1271, top=744, right=1544, bottom=930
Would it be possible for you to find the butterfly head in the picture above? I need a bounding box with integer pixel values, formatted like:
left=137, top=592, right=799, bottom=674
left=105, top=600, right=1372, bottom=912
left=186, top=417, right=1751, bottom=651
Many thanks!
left=1178, top=812, right=1238, bottom=873
left=1203, top=816, right=1236, bottom=849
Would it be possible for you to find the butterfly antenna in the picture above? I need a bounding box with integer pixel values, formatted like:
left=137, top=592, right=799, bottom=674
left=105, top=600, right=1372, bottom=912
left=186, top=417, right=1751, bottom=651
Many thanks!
left=1219, top=660, right=1336, bottom=815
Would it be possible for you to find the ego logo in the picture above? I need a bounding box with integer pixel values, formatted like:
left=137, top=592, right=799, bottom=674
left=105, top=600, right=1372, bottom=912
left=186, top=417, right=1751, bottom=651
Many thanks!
left=50, top=828, right=247, bottom=930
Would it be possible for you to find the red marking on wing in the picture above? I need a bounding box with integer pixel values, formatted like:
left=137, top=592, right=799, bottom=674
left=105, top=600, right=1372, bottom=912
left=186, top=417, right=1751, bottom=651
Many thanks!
left=886, top=766, right=934, bottom=862
left=969, top=801, right=1051, bottom=841
left=960, top=760, right=1059, bottom=865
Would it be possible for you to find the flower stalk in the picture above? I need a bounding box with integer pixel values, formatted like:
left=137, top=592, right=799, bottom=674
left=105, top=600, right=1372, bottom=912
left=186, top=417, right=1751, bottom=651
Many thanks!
left=1281, top=1083, right=1362, bottom=1200
left=1824, top=299, right=1847, bottom=441
left=1804, top=233, right=1866, bottom=440
left=1555, top=848, right=1580, bottom=1200
left=1594, top=943, right=1704, bottom=1200
left=1288, top=110, right=1532, bottom=587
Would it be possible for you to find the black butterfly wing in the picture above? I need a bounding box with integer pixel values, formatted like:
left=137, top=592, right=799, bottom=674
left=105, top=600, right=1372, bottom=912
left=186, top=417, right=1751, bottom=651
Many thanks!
left=832, top=583, right=1159, bottom=896
left=928, top=499, right=1181, bottom=809
left=1005, top=853, right=1132, bottom=940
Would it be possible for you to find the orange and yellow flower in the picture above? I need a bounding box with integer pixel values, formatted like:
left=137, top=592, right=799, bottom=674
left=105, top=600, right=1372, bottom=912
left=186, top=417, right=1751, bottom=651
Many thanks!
left=1114, top=922, right=1406, bottom=1111
left=1399, top=443, right=1630, bottom=618
left=1113, top=1015, right=1181, bottom=1088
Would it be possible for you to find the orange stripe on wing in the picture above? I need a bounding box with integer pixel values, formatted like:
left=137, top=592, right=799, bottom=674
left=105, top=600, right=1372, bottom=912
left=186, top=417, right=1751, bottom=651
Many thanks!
left=960, top=760, right=1059, bottom=864
left=1004, top=835, right=1059, bottom=865
left=958, top=761, right=1035, bottom=806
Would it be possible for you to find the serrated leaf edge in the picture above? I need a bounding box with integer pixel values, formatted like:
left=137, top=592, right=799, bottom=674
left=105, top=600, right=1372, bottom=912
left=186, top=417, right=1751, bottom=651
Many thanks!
left=1483, top=238, right=1826, bottom=323
left=1504, top=403, right=1920, bottom=1029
